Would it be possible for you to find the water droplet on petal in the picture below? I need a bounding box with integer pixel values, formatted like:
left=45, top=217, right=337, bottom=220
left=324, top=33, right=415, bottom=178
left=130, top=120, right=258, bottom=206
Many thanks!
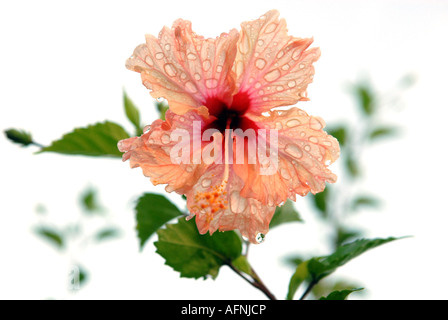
left=161, top=133, right=171, bottom=144
left=258, top=39, right=264, bottom=46
left=277, top=50, right=285, bottom=59
left=255, top=58, right=266, bottom=70
left=201, top=178, right=212, bottom=188
left=186, top=165, right=193, bottom=173
left=304, top=145, right=311, bottom=152
left=256, top=233, right=265, bottom=244
left=285, top=144, right=303, bottom=159
left=282, top=64, right=290, bottom=71
left=205, top=78, right=218, bottom=89
left=280, top=168, right=291, bottom=180
left=230, top=191, right=248, bottom=213
left=155, top=52, right=165, bottom=60
left=286, top=119, right=301, bottom=128
left=143, top=125, right=151, bottom=133
left=216, top=65, right=223, bottom=73
left=265, top=23, right=277, bottom=33
left=310, top=117, right=324, bottom=130
left=164, top=43, right=171, bottom=51
left=145, top=56, right=154, bottom=66
left=202, top=60, right=211, bottom=72
left=194, top=73, right=201, bottom=80
left=264, top=69, right=281, bottom=82
left=288, top=80, right=296, bottom=88
left=309, top=136, right=318, bottom=144
left=164, top=63, right=177, bottom=77
left=187, top=53, right=197, bottom=60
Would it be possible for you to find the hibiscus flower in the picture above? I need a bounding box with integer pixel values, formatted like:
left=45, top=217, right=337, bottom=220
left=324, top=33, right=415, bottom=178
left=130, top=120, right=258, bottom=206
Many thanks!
left=118, top=10, right=339, bottom=243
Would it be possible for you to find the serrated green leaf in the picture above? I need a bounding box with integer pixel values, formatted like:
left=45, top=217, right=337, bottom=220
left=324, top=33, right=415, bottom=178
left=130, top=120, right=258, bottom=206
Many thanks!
left=319, top=288, right=363, bottom=300
left=4, top=128, right=33, bottom=146
left=327, top=126, right=347, bottom=147
left=270, top=200, right=302, bottom=228
left=40, top=121, right=130, bottom=158
left=231, top=255, right=253, bottom=276
left=155, top=218, right=242, bottom=279
left=123, top=91, right=142, bottom=135
left=135, top=193, right=183, bottom=249
left=308, top=237, right=401, bottom=282
left=369, top=126, right=398, bottom=141
left=286, top=260, right=310, bottom=300
left=35, top=227, right=65, bottom=250
left=95, top=228, right=120, bottom=242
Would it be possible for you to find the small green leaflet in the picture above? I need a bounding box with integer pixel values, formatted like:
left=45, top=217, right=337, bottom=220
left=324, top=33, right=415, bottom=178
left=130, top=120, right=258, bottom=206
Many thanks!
left=34, top=226, right=65, bottom=250
left=269, top=200, right=302, bottom=229
left=4, top=128, right=33, bottom=146
left=135, top=193, right=183, bottom=249
left=123, top=91, right=143, bottom=135
left=319, top=288, right=364, bottom=300
left=39, top=121, right=130, bottom=158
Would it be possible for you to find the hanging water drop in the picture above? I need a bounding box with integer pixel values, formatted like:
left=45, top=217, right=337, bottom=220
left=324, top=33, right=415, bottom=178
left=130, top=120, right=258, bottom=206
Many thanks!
left=256, top=233, right=265, bottom=244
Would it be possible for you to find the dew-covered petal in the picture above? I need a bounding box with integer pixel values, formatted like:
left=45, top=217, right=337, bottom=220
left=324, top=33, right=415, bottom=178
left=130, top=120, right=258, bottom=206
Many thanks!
left=233, top=107, right=339, bottom=206
left=118, top=110, right=208, bottom=194
left=233, top=10, right=320, bottom=113
left=126, top=19, right=239, bottom=115
left=185, top=164, right=276, bottom=244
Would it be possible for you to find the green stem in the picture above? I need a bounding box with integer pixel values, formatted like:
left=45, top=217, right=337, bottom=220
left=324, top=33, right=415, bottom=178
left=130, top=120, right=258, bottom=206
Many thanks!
left=227, top=262, right=277, bottom=300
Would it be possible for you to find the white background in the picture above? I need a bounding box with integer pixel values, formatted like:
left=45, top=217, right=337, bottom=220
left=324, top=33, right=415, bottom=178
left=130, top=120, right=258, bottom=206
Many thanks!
left=1, top=0, right=447, bottom=300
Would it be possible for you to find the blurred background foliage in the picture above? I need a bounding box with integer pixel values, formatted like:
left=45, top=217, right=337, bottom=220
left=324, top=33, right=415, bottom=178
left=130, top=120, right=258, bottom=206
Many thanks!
left=4, top=75, right=413, bottom=300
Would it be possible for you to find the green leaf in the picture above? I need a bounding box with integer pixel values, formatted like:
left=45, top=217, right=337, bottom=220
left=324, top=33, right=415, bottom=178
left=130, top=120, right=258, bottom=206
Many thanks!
left=351, top=195, right=381, bottom=211
left=34, top=226, right=65, bottom=250
left=80, top=188, right=102, bottom=213
left=327, top=126, right=347, bottom=147
left=286, top=260, right=310, bottom=300
left=345, top=154, right=360, bottom=178
left=270, top=200, right=302, bottom=228
left=311, top=187, right=329, bottom=218
left=123, top=91, right=142, bottom=135
left=4, top=128, right=33, bottom=146
left=155, top=218, right=242, bottom=279
left=231, top=255, right=253, bottom=277
left=135, top=193, right=183, bottom=249
left=369, top=126, right=398, bottom=141
left=95, top=228, right=120, bottom=242
left=319, top=288, right=363, bottom=300
left=39, top=121, right=130, bottom=158
left=156, top=101, right=169, bottom=120
left=308, top=237, right=401, bottom=282
left=355, top=84, right=375, bottom=116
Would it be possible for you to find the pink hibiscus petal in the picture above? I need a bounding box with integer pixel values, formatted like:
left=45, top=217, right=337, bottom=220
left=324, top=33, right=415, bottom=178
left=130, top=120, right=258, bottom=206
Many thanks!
left=118, top=110, right=209, bottom=194
left=233, top=107, right=339, bottom=206
left=234, top=10, right=320, bottom=113
left=126, top=19, right=239, bottom=115
left=185, top=164, right=276, bottom=244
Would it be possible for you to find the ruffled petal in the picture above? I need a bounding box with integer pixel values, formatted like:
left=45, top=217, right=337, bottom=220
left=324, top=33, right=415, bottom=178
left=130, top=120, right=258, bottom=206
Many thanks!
left=233, top=10, right=320, bottom=113
left=233, top=107, right=340, bottom=206
left=118, top=110, right=208, bottom=194
left=126, top=19, right=239, bottom=115
left=185, top=164, right=276, bottom=244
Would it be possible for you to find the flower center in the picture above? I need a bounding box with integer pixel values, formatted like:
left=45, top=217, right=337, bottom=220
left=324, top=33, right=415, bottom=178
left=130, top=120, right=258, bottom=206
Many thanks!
left=204, top=91, right=258, bottom=133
